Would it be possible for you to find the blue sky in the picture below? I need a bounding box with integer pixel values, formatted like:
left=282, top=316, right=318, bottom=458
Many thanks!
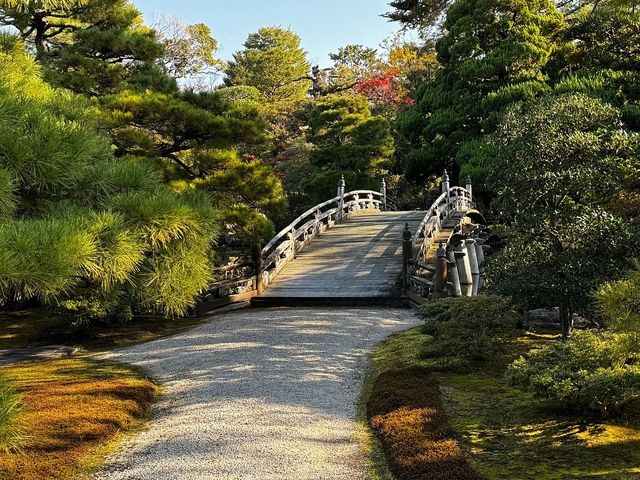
left=133, top=0, right=400, bottom=67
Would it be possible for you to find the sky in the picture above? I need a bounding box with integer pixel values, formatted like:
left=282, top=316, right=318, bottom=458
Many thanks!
left=133, top=0, right=400, bottom=67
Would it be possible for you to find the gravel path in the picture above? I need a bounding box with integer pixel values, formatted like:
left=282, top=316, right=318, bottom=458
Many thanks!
left=93, top=307, right=419, bottom=480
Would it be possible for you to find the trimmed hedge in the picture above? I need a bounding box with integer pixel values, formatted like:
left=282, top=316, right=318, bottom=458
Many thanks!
left=367, top=367, right=485, bottom=480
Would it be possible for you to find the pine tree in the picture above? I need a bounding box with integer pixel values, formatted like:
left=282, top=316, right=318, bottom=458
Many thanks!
left=397, top=0, right=563, bottom=182
left=0, top=33, right=219, bottom=318
left=225, top=27, right=311, bottom=106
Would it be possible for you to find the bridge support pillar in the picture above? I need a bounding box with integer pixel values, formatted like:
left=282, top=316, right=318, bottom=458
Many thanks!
left=475, top=242, right=485, bottom=265
left=252, top=243, right=265, bottom=296
left=455, top=240, right=473, bottom=297
left=433, top=243, right=448, bottom=298
left=466, top=239, right=480, bottom=296
left=447, top=247, right=462, bottom=297
left=475, top=242, right=486, bottom=290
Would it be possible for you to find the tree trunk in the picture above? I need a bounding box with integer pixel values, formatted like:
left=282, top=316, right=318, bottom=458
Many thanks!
left=560, top=304, right=573, bottom=341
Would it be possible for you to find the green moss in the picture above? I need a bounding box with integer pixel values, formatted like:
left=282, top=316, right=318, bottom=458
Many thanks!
left=0, top=308, right=206, bottom=351
left=364, top=324, right=640, bottom=480
left=370, top=325, right=434, bottom=373
left=439, top=372, right=640, bottom=479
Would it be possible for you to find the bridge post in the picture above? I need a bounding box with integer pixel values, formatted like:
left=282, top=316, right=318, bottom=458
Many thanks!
left=433, top=242, right=448, bottom=298
left=442, top=170, right=451, bottom=216
left=252, top=243, right=265, bottom=295
left=402, top=223, right=412, bottom=292
left=466, top=239, right=480, bottom=296
left=337, top=175, right=346, bottom=222
left=466, top=176, right=473, bottom=205
left=454, top=239, right=473, bottom=297
left=447, top=246, right=462, bottom=297
left=381, top=178, right=387, bottom=211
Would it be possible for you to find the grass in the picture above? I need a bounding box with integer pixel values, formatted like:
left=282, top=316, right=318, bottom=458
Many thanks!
left=0, top=377, right=24, bottom=453
left=441, top=374, right=640, bottom=479
left=0, top=358, right=159, bottom=480
left=364, top=325, right=640, bottom=480
left=0, top=308, right=206, bottom=351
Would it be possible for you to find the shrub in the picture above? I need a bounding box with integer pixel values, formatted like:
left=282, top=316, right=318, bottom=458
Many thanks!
left=417, top=296, right=522, bottom=371
left=0, top=377, right=24, bottom=453
left=595, top=259, right=640, bottom=333
left=507, top=330, right=640, bottom=417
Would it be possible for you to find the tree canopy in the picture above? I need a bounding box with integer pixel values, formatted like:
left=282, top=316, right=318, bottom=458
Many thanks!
left=0, top=33, right=219, bottom=317
left=224, top=27, right=311, bottom=105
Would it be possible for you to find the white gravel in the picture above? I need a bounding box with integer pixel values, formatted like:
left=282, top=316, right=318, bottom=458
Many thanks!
left=92, top=307, right=419, bottom=480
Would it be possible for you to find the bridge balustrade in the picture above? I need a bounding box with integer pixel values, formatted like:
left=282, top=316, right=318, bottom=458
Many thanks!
left=194, top=178, right=397, bottom=313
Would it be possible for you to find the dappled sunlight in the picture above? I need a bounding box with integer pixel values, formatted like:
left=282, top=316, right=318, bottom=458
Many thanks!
left=441, top=372, right=640, bottom=479
left=94, top=307, right=419, bottom=479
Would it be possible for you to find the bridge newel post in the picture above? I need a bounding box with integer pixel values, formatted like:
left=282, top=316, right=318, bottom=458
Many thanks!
left=252, top=243, right=265, bottom=295
left=442, top=170, right=451, bottom=216
left=402, top=223, right=412, bottom=292
left=337, top=175, right=346, bottom=222
left=466, top=175, right=473, bottom=205
left=381, top=178, right=387, bottom=211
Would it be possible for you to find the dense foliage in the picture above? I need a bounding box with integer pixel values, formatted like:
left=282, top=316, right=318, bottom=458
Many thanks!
left=224, top=27, right=311, bottom=106
left=484, top=93, right=640, bottom=335
left=507, top=331, right=640, bottom=418
left=0, top=34, right=218, bottom=317
left=418, top=296, right=522, bottom=371
left=396, top=0, right=562, bottom=181
left=596, top=260, right=640, bottom=333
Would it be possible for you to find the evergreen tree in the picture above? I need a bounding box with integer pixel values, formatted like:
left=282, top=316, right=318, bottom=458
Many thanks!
left=484, top=93, right=640, bottom=337
left=0, top=0, right=165, bottom=95
left=384, top=0, right=453, bottom=38
left=307, top=94, right=395, bottom=174
left=1, top=2, right=287, bottom=246
left=224, top=27, right=311, bottom=105
left=0, top=33, right=219, bottom=318
left=397, top=0, right=563, bottom=182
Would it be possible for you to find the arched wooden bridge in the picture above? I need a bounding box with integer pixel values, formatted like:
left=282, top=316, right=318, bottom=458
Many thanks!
left=196, top=173, right=487, bottom=312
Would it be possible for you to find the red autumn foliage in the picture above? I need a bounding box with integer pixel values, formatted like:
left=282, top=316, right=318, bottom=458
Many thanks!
left=354, top=69, right=415, bottom=107
left=367, top=367, right=485, bottom=480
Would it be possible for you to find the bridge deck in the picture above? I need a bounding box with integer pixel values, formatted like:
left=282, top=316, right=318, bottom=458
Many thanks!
left=262, top=211, right=425, bottom=298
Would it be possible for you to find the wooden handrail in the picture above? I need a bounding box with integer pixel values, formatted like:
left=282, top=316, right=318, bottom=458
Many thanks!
left=258, top=189, right=393, bottom=290
left=194, top=186, right=397, bottom=306
left=411, top=186, right=474, bottom=265
left=262, top=189, right=390, bottom=257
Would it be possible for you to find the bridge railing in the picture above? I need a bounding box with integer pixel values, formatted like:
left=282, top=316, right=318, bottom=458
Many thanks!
left=193, top=178, right=396, bottom=313
left=260, top=188, right=395, bottom=290
left=405, top=172, right=474, bottom=300
left=412, top=186, right=474, bottom=265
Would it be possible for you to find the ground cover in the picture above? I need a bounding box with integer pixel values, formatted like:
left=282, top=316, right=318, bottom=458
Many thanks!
left=0, top=308, right=205, bottom=351
left=365, top=325, right=640, bottom=480
left=0, top=358, right=159, bottom=480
